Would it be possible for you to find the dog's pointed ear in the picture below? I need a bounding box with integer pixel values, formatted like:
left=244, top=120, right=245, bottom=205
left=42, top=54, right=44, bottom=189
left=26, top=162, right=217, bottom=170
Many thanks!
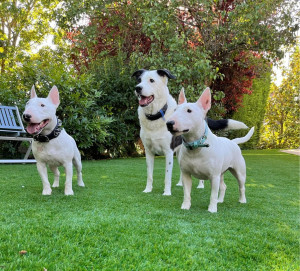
left=157, top=69, right=176, bottom=79
left=197, top=87, right=211, bottom=113
left=132, top=69, right=146, bottom=81
left=47, top=86, right=60, bottom=107
left=30, top=85, right=37, bottom=99
left=178, top=87, right=187, bottom=105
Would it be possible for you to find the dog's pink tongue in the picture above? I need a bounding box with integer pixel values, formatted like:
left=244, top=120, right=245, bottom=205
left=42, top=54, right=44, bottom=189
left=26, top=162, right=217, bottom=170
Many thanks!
left=26, top=123, right=40, bottom=135
left=139, top=96, right=149, bottom=106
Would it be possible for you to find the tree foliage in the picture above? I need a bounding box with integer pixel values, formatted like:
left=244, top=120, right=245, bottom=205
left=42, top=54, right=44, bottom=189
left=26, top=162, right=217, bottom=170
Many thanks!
left=259, top=46, right=300, bottom=149
left=231, top=69, right=272, bottom=149
left=0, top=0, right=299, bottom=158
left=60, top=0, right=298, bottom=108
left=0, top=0, right=60, bottom=73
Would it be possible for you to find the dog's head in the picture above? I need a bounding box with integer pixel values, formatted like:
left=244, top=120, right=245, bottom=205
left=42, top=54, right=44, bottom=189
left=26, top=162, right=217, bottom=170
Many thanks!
left=132, top=69, right=176, bottom=107
left=23, top=86, right=60, bottom=135
left=166, top=87, right=211, bottom=136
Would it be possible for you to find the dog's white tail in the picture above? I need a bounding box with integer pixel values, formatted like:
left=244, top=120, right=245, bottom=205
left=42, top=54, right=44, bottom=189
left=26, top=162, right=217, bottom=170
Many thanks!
left=232, top=127, right=255, bottom=145
left=227, top=119, right=248, bottom=130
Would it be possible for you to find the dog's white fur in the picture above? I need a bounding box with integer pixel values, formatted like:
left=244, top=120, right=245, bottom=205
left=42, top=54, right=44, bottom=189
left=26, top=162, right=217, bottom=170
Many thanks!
left=23, top=86, right=84, bottom=195
left=133, top=69, right=248, bottom=196
left=167, top=88, right=254, bottom=212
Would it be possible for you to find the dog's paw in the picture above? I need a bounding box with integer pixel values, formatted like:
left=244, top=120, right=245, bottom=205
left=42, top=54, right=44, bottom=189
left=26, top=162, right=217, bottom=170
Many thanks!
left=239, top=198, right=247, bottom=204
left=197, top=180, right=204, bottom=189
left=143, top=187, right=152, bottom=193
left=78, top=181, right=85, bottom=187
left=163, top=191, right=171, bottom=196
left=64, top=189, right=74, bottom=196
left=181, top=202, right=191, bottom=210
left=176, top=181, right=183, bottom=186
left=42, top=188, right=52, bottom=195
left=52, top=181, right=59, bottom=188
left=217, top=198, right=224, bottom=203
left=208, top=205, right=217, bottom=213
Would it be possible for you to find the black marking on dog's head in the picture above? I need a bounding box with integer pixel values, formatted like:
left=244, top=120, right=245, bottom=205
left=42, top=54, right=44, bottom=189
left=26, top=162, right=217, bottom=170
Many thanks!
left=157, top=69, right=176, bottom=79
left=207, top=118, right=228, bottom=131
left=170, top=135, right=183, bottom=150
left=132, top=69, right=147, bottom=81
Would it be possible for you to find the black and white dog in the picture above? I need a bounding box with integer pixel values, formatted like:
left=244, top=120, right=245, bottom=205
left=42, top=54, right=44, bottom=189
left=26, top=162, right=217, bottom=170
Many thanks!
left=132, top=69, right=247, bottom=195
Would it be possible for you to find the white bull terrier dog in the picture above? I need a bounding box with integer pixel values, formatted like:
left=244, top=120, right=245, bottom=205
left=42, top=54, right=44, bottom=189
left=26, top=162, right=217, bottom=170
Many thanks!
left=23, top=86, right=84, bottom=195
left=166, top=87, right=254, bottom=212
left=132, top=69, right=248, bottom=196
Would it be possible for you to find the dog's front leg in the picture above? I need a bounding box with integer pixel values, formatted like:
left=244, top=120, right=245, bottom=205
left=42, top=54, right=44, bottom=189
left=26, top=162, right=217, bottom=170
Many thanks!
left=64, top=162, right=74, bottom=196
left=50, top=166, right=60, bottom=188
left=37, top=162, right=52, bottom=195
left=208, top=176, right=221, bottom=213
left=163, top=151, right=173, bottom=196
left=181, top=172, right=192, bottom=210
left=217, top=174, right=227, bottom=203
left=144, top=149, right=154, bottom=193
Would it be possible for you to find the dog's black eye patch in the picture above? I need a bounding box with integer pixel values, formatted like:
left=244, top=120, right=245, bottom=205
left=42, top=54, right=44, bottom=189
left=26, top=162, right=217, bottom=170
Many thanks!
left=137, top=78, right=141, bottom=83
left=187, top=109, right=192, bottom=113
left=150, top=79, right=154, bottom=83
left=41, top=104, right=45, bottom=107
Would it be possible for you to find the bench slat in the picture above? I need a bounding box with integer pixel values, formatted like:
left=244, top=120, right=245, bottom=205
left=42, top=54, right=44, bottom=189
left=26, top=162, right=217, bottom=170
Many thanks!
left=0, top=106, right=24, bottom=130
left=0, top=105, right=34, bottom=164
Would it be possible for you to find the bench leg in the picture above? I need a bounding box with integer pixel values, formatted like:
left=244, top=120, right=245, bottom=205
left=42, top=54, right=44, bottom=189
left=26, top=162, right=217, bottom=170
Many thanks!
left=24, top=141, right=33, bottom=160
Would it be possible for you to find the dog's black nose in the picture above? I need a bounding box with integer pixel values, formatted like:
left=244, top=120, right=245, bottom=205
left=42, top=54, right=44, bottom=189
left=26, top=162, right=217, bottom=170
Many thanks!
left=23, top=114, right=32, bottom=122
left=166, top=120, right=175, bottom=132
left=135, top=86, right=142, bottom=94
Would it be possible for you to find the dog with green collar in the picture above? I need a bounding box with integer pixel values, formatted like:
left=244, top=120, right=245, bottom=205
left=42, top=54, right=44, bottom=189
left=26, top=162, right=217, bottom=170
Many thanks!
left=166, top=88, right=254, bottom=213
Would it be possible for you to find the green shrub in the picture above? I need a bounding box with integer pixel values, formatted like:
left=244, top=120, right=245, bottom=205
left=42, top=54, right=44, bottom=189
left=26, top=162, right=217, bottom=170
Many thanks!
left=230, top=71, right=271, bottom=149
left=0, top=49, right=112, bottom=160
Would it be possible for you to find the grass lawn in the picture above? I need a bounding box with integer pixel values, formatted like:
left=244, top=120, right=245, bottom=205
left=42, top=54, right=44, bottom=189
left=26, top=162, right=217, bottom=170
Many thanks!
left=0, top=149, right=299, bottom=270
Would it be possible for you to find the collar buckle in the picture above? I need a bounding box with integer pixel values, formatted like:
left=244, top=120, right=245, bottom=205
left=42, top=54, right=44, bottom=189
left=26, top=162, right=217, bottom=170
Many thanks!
left=145, top=103, right=168, bottom=121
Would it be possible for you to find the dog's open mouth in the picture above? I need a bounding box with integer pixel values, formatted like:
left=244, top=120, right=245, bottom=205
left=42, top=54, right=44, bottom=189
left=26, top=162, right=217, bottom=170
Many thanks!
left=26, top=119, right=50, bottom=135
left=170, top=129, right=190, bottom=135
left=138, top=95, right=154, bottom=107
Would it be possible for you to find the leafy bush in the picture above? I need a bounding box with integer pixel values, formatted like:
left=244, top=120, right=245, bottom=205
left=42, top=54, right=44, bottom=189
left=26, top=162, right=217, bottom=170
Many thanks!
left=89, top=55, right=140, bottom=157
left=0, top=49, right=112, bottom=159
left=230, top=70, right=271, bottom=149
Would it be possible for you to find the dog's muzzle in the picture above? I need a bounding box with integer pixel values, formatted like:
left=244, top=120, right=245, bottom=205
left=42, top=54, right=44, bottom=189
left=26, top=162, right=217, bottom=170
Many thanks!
left=23, top=113, right=32, bottom=122
left=135, top=86, right=142, bottom=94
left=166, top=120, right=175, bottom=133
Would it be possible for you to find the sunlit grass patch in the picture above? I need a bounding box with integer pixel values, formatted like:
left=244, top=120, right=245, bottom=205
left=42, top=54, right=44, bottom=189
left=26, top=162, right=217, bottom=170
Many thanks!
left=0, top=150, right=299, bottom=270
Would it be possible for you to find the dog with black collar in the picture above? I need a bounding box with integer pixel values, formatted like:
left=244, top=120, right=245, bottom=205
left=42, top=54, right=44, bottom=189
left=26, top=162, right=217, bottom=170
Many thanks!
left=132, top=69, right=248, bottom=196
left=23, top=86, right=84, bottom=195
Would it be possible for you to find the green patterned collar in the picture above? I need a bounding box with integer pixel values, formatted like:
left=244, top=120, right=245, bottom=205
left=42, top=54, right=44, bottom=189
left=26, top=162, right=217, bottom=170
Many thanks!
left=183, top=123, right=210, bottom=150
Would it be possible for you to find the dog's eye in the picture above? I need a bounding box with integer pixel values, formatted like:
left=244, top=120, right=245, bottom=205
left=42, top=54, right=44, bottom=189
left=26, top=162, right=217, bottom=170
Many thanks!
left=41, top=104, right=45, bottom=107
left=137, top=78, right=141, bottom=83
left=150, top=79, right=155, bottom=83
left=187, top=109, right=192, bottom=113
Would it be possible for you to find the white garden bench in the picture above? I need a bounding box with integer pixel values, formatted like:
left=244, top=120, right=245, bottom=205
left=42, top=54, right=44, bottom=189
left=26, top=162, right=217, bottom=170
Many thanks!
left=0, top=105, right=36, bottom=163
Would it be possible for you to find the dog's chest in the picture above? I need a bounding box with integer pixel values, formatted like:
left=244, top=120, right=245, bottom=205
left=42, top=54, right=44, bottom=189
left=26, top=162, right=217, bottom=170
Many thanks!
left=32, top=141, right=63, bottom=166
left=180, top=149, right=213, bottom=179
left=32, top=131, right=75, bottom=166
left=142, top=133, right=171, bottom=155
